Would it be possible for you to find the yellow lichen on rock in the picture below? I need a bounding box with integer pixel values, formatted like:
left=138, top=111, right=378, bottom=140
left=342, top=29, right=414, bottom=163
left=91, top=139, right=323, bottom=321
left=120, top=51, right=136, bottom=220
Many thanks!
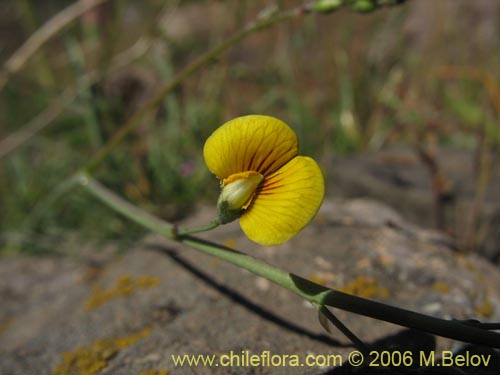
left=432, top=282, right=450, bottom=293
left=84, top=275, right=160, bottom=311
left=53, top=328, right=152, bottom=375
left=339, top=276, right=390, bottom=299
left=476, top=298, right=493, bottom=318
left=138, top=370, right=169, bottom=375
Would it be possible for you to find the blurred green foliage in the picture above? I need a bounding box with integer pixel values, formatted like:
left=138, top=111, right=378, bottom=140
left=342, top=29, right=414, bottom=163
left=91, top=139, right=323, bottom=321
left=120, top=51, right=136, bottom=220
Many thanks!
left=1, top=0, right=499, bottom=253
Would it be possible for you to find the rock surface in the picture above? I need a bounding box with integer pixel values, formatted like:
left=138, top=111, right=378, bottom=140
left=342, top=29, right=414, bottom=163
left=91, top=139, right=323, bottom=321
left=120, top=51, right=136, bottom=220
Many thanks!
left=329, top=147, right=500, bottom=262
left=1, top=198, right=500, bottom=374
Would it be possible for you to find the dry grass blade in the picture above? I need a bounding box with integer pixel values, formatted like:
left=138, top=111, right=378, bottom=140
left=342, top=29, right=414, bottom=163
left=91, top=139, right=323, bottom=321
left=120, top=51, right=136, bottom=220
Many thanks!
left=0, top=37, right=151, bottom=160
left=0, top=0, right=112, bottom=93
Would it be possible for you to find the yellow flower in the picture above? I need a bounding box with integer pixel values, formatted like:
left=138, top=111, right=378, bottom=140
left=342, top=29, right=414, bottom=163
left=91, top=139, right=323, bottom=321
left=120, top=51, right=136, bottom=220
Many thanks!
left=203, top=115, right=325, bottom=246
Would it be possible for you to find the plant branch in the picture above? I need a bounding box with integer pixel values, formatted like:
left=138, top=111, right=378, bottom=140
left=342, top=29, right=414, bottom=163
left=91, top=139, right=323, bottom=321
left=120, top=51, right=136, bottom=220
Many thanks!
left=77, top=173, right=175, bottom=238
left=177, top=220, right=220, bottom=236
left=81, top=4, right=312, bottom=173
left=80, top=0, right=410, bottom=173
left=77, top=174, right=500, bottom=349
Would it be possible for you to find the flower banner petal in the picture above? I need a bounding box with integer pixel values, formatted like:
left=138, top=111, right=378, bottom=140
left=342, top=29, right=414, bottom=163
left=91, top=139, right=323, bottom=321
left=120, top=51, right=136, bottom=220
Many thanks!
left=239, top=156, right=325, bottom=246
left=203, top=115, right=298, bottom=180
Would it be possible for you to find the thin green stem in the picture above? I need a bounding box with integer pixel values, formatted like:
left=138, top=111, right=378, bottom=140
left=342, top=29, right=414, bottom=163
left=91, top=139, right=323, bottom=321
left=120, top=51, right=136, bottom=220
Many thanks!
left=177, top=220, right=220, bottom=236
left=21, top=2, right=313, bottom=231
left=81, top=4, right=310, bottom=173
left=178, top=234, right=310, bottom=296
left=77, top=175, right=500, bottom=349
left=77, top=173, right=175, bottom=238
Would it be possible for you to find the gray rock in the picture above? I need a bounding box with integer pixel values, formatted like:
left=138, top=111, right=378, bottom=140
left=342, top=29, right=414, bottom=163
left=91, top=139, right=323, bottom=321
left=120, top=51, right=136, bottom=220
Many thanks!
left=1, top=199, right=499, bottom=374
left=329, top=147, right=500, bottom=262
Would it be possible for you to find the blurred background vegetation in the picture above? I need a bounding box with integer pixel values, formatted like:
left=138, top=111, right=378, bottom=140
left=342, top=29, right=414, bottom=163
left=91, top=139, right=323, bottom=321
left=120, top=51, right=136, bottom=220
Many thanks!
left=1, top=0, right=499, bottom=255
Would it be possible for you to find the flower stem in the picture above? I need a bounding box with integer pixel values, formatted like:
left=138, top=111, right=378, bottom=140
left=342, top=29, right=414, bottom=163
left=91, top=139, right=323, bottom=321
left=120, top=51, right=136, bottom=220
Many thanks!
left=77, top=173, right=175, bottom=238
left=81, top=4, right=310, bottom=174
left=77, top=174, right=500, bottom=349
left=176, top=220, right=220, bottom=236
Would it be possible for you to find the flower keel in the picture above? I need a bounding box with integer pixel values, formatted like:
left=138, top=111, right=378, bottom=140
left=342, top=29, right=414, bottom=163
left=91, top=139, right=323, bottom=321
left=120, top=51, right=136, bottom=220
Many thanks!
left=217, top=171, right=263, bottom=224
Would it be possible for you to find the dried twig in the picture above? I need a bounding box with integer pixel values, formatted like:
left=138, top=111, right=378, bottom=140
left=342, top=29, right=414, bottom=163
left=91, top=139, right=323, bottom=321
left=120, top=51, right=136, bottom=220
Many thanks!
left=415, top=141, right=452, bottom=232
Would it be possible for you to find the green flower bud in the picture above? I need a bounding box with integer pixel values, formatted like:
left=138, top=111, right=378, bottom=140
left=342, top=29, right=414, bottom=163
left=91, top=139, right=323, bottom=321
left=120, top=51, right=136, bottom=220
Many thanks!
left=312, top=0, right=343, bottom=14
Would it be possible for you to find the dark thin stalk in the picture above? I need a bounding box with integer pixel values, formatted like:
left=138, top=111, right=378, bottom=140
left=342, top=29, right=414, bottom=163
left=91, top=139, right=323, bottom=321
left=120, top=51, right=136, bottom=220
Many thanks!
left=318, top=305, right=371, bottom=356
left=319, top=289, right=500, bottom=348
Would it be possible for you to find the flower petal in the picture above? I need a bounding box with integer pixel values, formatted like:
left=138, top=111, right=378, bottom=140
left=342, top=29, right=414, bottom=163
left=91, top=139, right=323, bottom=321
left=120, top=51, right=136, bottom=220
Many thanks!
left=203, top=115, right=298, bottom=180
left=239, top=156, right=325, bottom=246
